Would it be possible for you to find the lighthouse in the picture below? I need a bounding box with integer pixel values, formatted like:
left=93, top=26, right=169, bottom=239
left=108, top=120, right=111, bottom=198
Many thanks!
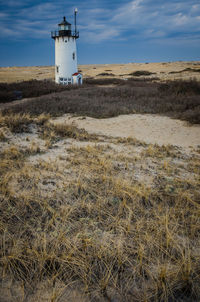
left=51, top=9, right=82, bottom=85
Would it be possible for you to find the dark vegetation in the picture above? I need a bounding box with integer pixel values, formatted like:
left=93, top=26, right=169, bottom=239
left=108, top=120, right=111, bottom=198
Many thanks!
left=85, top=77, right=125, bottom=85
left=129, top=70, right=156, bottom=76
left=158, top=80, right=200, bottom=95
left=97, top=72, right=115, bottom=76
left=0, top=79, right=76, bottom=103
left=169, top=68, right=200, bottom=74
left=2, top=78, right=200, bottom=124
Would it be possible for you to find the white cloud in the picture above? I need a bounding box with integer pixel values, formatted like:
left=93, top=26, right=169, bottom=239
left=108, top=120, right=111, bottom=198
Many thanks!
left=0, top=0, right=199, bottom=43
left=0, top=0, right=25, bottom=7
left=84, top=28, right=120, bottom=43
left=108, top=0, right=200, bottom=40
left=111, top=0, right=143, bottom=24
left=17, top=2, right=58, bottom=20
left=173, top=13, right=189, bottom=26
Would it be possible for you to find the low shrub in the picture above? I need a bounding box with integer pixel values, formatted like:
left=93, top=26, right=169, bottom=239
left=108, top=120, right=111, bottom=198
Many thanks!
left=0, top=79, right=78, bottom=103
left=84, top=77, right=124, bottom=85
left=129, top=70, right=156, bottom=76
left=40, top=121, right=98, bottom=142
left=159, top=79, right=200, bottom=95
left=0, top=113, right=33, bottom=132
left=1, top=79, right=200, bottom=124
left=169, top=68, right=200, bottom=74
left=97, top=72, right=115, bottom=76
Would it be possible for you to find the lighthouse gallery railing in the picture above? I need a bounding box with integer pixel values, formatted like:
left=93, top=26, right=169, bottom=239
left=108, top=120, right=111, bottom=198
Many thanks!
left=51, top=30, right=79, bottom=39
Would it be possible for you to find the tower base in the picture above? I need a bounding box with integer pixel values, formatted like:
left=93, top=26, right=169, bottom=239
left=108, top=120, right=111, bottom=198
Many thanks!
left=56, top=73, right=83, bottom=85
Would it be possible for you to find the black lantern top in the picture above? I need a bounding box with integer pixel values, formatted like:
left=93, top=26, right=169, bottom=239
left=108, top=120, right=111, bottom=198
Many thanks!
left=51, top=16, right=79, bottom=39
left=58, top=16, right=71, bottom=28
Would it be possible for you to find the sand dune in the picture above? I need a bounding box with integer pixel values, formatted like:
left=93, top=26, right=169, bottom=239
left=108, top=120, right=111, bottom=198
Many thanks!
left=0, top=61, right=200, bottom=83
left=54, top=114, right=200, bottom=149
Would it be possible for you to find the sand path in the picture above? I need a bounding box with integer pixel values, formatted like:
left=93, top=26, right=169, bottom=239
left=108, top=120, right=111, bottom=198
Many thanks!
left=55, top=114, right=200, bottom=148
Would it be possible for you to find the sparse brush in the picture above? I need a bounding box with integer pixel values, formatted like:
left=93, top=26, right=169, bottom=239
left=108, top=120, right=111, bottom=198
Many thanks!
left=40, top=121, right=98, bottom=142
left=0, top=145, right=24, bottom=160
left=4, top=79, right=200, bottom=124
left=142, top=143, right=180, bottom=158
left=0, top=112, right=33, bottom=132
left=35, top=113, right=51, bottom=125
left=115, top=136, right=146, bottom=146
left=28, top=141, right=41, bottom=154
left=44, top=138, right=53, bottom=149
left=0, top=126, right=10, bottom=141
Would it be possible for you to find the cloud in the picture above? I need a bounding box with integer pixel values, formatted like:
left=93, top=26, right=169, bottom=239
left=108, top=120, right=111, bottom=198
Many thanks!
left=83, top=27, right=120, bottom=43
left=0, top=0, right=199, bottom=44
left=0, top=12, right=8, bottom=18
left=112, top=0, right=144, bottom=23
left=173, top=13, right=189, bottom=26
left=0, top=0, right=25, bottom=7
left=108, top=0, right=200, bottom=41
left=17, top=2, right=58, bottom=20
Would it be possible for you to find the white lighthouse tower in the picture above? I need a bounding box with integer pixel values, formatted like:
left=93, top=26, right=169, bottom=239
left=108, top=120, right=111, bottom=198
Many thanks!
left=51, top=9, right=82, bottom=85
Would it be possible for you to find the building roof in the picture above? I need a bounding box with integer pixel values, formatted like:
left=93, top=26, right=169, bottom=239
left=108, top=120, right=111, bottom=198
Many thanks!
left=58, top=16, right=71, bottom=26
left=72, top=72, right=81, bottom=76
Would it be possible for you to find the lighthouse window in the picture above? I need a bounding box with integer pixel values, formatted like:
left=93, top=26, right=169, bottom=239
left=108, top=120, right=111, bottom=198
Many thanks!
left=56, top=66, right=59, bottom=73
left=72, top=52, right=75, bottom=60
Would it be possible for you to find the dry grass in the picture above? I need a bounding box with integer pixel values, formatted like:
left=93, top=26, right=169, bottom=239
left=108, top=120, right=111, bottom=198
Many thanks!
left=0, top=127, right=9, bottom=141
left=40, top=121, right=98, bottom=144
left=0, top=112, right=199, bottom=301
left=0, top=113, right=52, bottom=133
left=0, top=113, right=34, bottom=132
left=1, top=62, right=200, bottom=83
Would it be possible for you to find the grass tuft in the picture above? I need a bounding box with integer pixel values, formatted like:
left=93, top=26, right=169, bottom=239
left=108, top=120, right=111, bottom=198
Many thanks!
left=0, top=113, right=33, bottom=133
left=40, top=121, right=98, bottom=143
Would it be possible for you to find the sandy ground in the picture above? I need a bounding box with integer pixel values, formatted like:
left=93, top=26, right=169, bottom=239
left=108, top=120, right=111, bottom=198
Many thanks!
left=54, top=114, right=200, bottom=149
left=1, top=61, right=200, bottom=83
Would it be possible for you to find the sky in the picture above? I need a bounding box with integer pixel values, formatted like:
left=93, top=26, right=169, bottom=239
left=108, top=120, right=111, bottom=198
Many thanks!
left=0, top=0, right=200, bottom=66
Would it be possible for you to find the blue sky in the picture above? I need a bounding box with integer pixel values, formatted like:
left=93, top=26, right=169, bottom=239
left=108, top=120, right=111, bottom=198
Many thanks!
left=0, top=0, right=200, bottom=66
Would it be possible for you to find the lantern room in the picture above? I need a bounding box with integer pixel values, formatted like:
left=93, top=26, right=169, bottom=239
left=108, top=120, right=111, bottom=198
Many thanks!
left=58, top=17, right=71, bottom=34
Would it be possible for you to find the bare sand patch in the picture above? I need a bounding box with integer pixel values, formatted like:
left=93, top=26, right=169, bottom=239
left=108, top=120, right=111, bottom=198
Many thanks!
left=54, top=114, right=200, bottom=148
